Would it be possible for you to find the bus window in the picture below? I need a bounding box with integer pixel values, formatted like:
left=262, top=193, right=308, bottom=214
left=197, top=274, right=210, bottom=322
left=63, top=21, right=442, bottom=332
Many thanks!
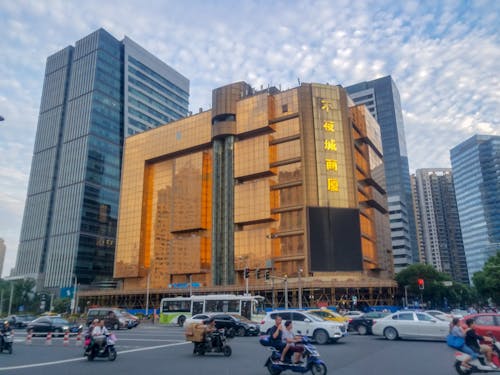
left=241, top=301, right=251, bottom=320
left=193, top=301, right=203, bottom=315
left=162, top=300, right=190, bottom=313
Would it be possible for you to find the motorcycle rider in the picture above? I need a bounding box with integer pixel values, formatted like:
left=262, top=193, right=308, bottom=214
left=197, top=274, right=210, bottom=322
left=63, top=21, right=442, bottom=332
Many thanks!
left=280, top=320, right=304, bottom=364
left=0, top=321, right=12, bottom=349
left=448, top=317, right=474, bottom=369
left=268, top=315, right=286, bottom=352
left=91, top=319, right=110, bottom=353
left=464, top=318, right=497, bottom=368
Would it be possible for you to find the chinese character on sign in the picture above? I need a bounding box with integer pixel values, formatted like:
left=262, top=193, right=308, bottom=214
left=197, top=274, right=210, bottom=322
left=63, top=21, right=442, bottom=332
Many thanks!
left=325, top=159, right=338, bottom=171
left=320, top=99, right=334, bottom=112
left=324, top=139, right=337, bottom=151
left=327, top=178, right=339, bottom=192
left=323, top=120, right=335, bottom=132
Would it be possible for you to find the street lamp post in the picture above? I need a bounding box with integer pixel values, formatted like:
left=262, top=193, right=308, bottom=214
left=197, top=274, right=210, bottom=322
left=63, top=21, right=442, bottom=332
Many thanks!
left=284, top=274, right=288, bottom=308
left=72, top=275, right=78, bottom=314
left=298, top=268, right=303, bottom=309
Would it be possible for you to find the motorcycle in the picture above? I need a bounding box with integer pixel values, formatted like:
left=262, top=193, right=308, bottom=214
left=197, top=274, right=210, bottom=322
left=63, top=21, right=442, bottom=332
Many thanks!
left=193, top=329, right=232, bottom=356
left=0, top=332, right=13, bottom=354
left=260, top=334, right=327, bottom=375
left=84, top=333, right=117, bottom=361
left=454, top=334, right=500, bottom=374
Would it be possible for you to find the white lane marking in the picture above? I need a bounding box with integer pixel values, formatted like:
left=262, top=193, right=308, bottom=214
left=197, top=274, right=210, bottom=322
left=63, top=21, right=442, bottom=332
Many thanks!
left=0, top=341, right=190, bottom=371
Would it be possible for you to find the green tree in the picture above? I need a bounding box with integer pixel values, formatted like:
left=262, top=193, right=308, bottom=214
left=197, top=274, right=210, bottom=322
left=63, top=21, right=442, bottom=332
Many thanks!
left=395, top=263, right=474, bottom=308
left=52, top=298, right=71, bottom=314
left=473, top=252, right=500, bottom=305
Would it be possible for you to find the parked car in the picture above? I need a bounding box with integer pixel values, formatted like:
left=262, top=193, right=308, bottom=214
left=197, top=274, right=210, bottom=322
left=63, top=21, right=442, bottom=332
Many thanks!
left=308, top=309, right=349, bottom=323
left=372, top=311, right=449, bottom=341
left=425, top=310, right=453, bottom=322
left=212, top=313, right=260, bottom=336
left=460, top=313, right=500, bottom=340
left=260, top=310, right=347, bottom=345
left=6, top=315, right=36, bottom=328
left=348, top=311, right=390, bottom=335
left=86, top=308, right=133, bottom=330
left=26, top=316, right=80, bottom=336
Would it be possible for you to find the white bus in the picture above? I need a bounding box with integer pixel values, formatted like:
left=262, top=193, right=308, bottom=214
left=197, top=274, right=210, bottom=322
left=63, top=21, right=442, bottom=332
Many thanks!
left=159, top=294, right=265, bottom=326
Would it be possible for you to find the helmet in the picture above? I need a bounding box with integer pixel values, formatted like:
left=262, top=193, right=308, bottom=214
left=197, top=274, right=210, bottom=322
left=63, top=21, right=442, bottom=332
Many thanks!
left=3, top=321, right=8, bottom=325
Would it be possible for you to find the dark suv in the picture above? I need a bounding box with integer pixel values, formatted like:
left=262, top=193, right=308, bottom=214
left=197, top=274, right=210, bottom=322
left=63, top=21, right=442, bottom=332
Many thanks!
left=212, top=314, right=260, bottom=337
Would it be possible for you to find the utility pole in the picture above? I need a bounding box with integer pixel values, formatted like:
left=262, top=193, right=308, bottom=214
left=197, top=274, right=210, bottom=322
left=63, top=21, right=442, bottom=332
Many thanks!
left=145, top=269, right=151, bottom=317
left=298, top=268, right=303, bottom=309
left=284, top=275, right=288, bottom=308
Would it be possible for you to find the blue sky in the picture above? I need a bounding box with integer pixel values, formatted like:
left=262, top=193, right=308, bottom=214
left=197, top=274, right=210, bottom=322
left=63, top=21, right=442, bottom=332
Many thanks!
left=0, top=0, right=499, bottom=277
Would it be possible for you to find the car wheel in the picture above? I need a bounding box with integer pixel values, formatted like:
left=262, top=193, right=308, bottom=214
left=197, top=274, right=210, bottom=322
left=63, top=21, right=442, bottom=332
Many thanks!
left=178, top=315, right=186, bottom=327
left=311, top=363, right=327, bottom=375
left=313, top=329, right=329, bottom=345
left=357, top=325, right=368, bottom=335
left=236, top=327, right=246, bottom=337
left=383, top=326, right=398, bottom=341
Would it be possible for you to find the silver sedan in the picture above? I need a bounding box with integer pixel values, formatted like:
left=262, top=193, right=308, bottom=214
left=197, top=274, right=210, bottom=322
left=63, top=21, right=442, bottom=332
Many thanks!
left=372, top=311, right=450, bottom=341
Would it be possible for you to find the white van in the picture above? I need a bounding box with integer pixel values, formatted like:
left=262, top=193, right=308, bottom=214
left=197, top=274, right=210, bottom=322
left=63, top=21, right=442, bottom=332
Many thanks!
left=261, top=310, right=347, bottom=344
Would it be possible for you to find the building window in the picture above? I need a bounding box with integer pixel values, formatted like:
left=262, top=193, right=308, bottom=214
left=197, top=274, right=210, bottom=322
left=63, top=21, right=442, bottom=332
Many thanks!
left=282, top=104, right=288, bottom=113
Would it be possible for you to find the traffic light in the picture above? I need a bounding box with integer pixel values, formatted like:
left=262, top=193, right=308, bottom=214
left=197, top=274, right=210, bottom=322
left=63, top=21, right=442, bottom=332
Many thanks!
left=244, top=268, right=249, bottom=279
left=255, top=268, right=260, bottom=279
left=418, top=278, right=425, bottom=290
left=265, top=270, right=270, bottom=280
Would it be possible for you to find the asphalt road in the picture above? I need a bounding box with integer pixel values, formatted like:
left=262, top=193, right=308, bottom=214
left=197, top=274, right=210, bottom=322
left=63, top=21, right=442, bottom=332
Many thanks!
left=0, top=324, right=459, bottom=374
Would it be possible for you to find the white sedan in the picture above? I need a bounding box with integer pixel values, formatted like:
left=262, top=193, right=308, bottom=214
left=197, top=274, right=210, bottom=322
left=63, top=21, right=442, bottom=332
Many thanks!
left=372, top=311, right=450, bottom=341
left=183, top=313, right=214, bottom=328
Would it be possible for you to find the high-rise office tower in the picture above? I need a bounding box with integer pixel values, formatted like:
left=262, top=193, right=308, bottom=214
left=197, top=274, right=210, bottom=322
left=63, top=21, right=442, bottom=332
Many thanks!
left=113, top=81, right=393, bottom=292
left=0, top=238, right=6, bottom=278
left=412, top=169, right=469, bottom=284
left=346, top=76, right=418, bottom=273
left=13, top=28, right=189, bottom=289
left=450, top=135, right=500, bottom=282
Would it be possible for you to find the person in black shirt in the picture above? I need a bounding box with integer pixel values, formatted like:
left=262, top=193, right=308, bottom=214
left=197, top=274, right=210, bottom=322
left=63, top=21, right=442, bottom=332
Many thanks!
left=464, top=318, right=496, bottom=368
left=268, top=315, right=285, bottom=351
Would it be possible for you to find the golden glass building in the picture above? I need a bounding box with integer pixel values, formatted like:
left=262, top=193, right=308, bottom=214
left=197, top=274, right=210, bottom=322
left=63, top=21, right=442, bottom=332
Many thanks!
left=111, top=81, right=394, bottom=302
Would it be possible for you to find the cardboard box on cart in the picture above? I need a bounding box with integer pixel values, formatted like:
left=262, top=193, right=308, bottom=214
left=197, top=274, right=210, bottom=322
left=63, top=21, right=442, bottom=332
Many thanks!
left=185, top=323, right=206, bottom=342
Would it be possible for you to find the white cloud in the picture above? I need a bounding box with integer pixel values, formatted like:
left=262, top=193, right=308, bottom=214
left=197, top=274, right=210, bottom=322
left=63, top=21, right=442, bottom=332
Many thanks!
left=0, top=0, right=498, bottom=276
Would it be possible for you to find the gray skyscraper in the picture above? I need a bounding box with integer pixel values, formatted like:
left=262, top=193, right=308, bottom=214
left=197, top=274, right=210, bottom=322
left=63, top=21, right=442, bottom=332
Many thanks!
left=346, top=76, right=418, bottom=273
left=412, top=169, right=469, bottom=284
left=450, top=135, right=500, bottom=282
left=13, top=28, right=189, bottom=289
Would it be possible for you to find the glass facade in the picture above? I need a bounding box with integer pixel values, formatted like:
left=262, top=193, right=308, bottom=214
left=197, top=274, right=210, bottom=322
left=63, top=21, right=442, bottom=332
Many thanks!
left=450, top=135, right=500, bottom=282
left=13, top=29, right=189, bottom=289
left=346, top=76, right=418, bottom=273
left=115, top=82, right=391, bottom=291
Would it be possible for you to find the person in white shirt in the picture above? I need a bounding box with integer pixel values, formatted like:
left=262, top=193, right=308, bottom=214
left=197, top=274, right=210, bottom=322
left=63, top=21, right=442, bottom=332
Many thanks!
left=280, top=320, right=304, bottom=364
left=91, top=319, right=110, bottom=351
